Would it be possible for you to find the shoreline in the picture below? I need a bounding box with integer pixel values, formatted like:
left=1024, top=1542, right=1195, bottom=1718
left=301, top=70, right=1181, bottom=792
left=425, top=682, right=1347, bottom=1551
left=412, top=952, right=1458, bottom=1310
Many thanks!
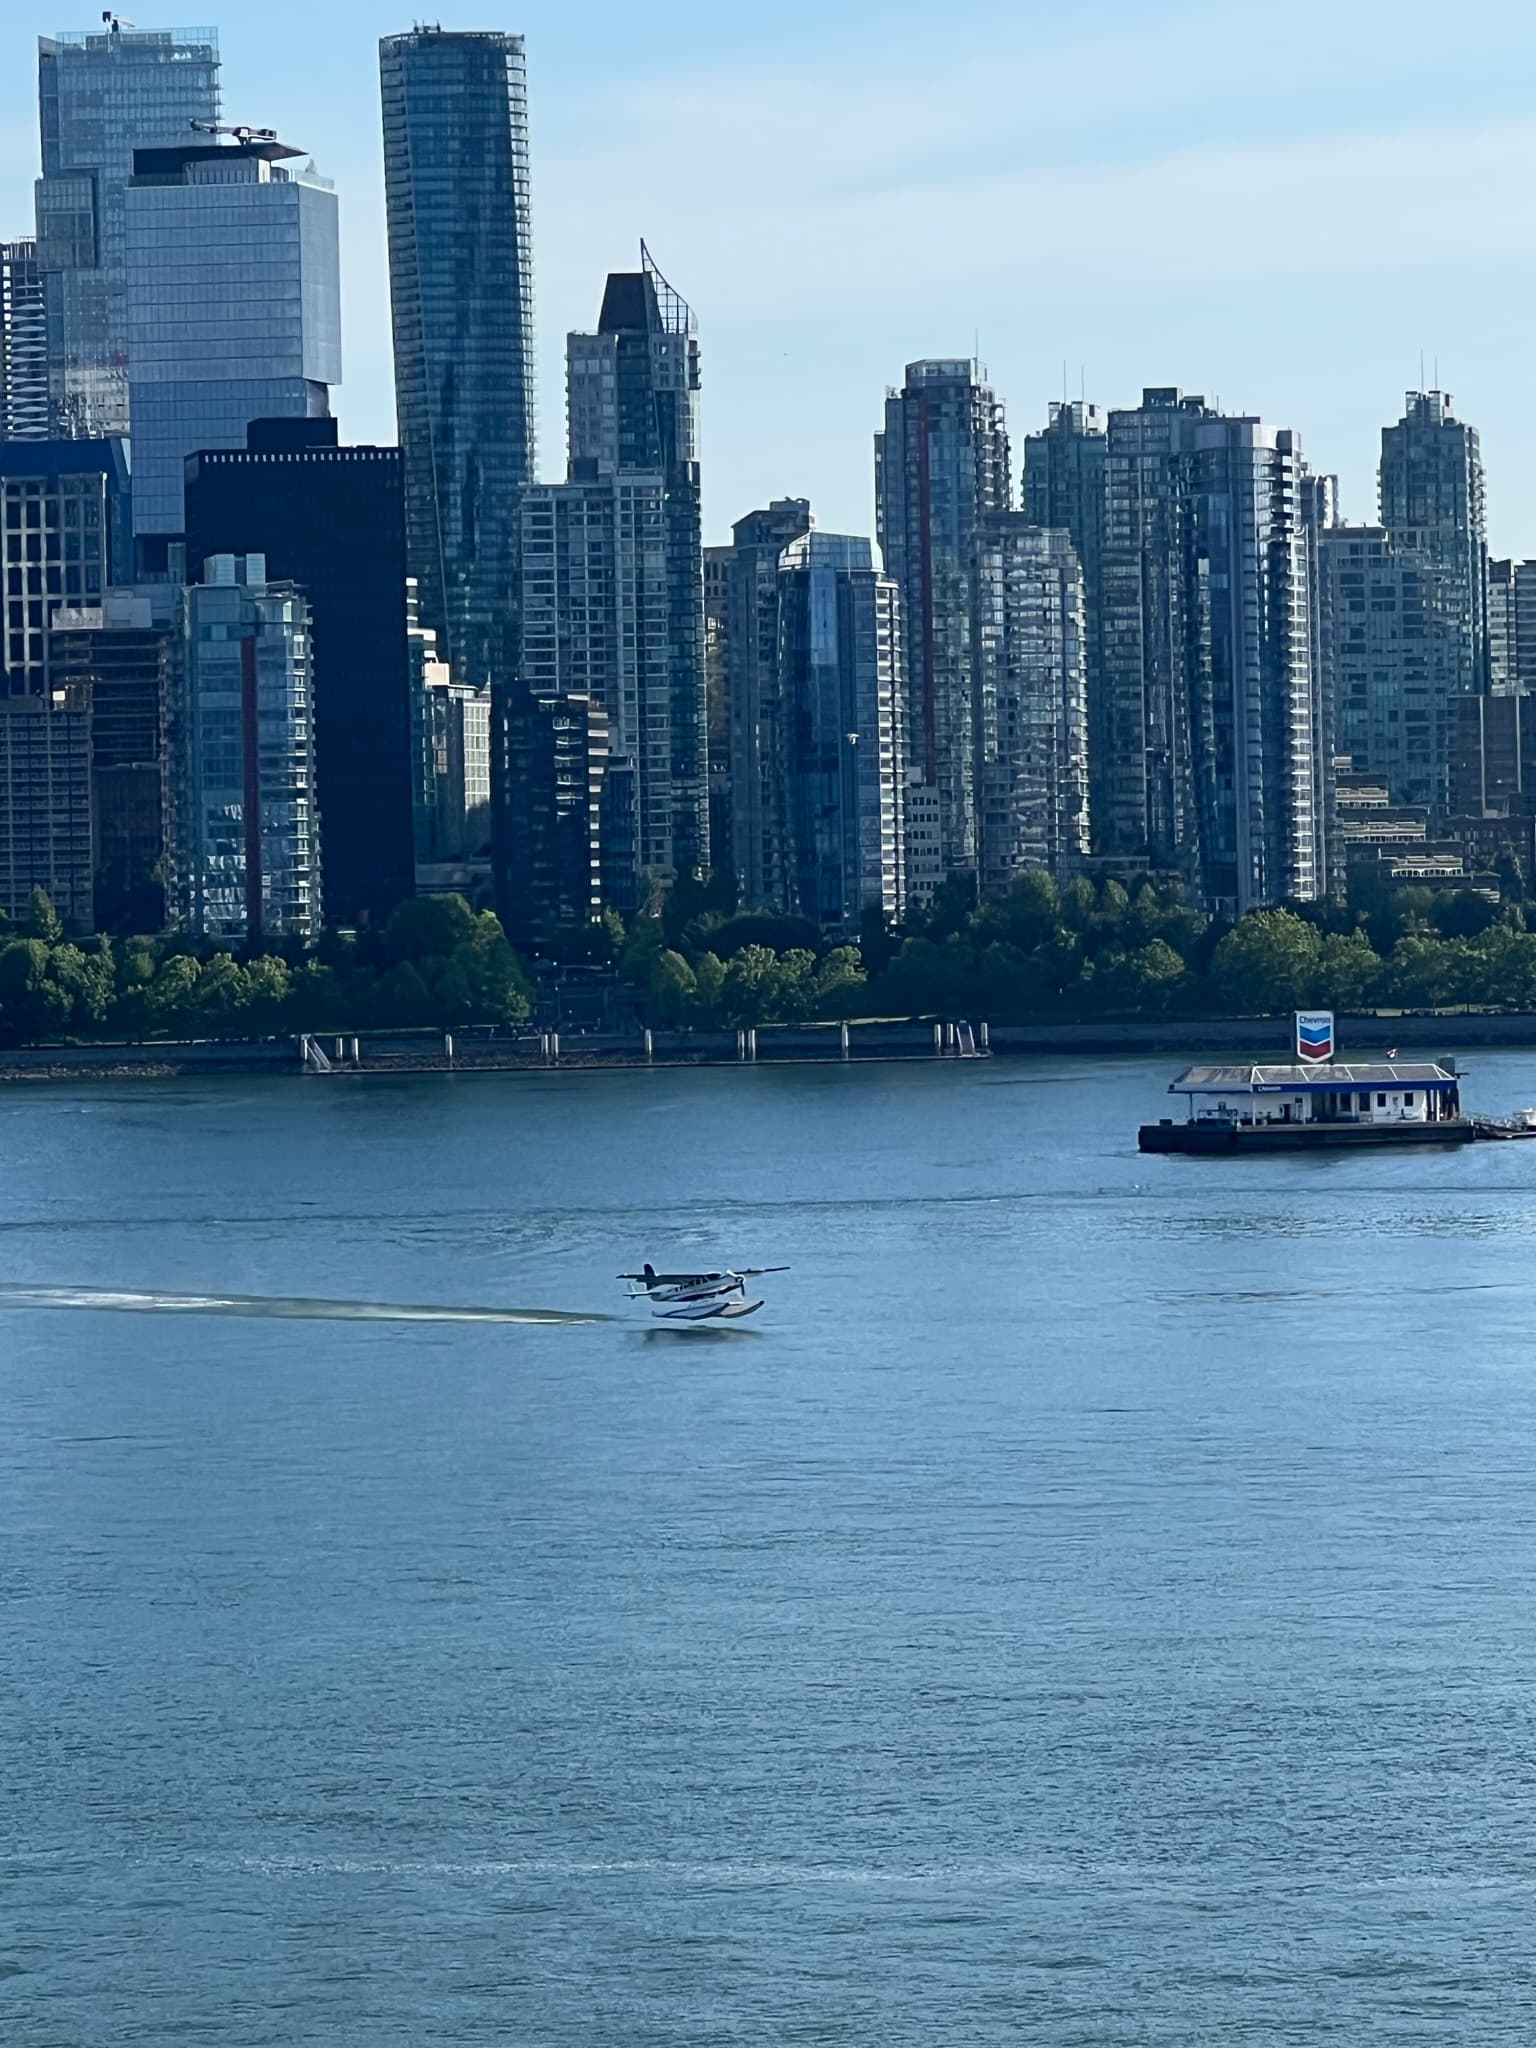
left=7, top=1008, right=1536, bottom=1082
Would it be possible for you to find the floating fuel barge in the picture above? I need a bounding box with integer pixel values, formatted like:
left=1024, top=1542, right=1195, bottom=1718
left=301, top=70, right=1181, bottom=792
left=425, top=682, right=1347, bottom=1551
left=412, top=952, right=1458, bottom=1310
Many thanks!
left=1138, top=1059, right=1473, bottom=1154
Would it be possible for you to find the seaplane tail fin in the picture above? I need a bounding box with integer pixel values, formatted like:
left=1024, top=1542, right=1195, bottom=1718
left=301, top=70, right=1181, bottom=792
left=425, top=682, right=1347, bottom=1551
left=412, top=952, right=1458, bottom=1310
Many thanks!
left=644, top=1263, right=658, bottom=1286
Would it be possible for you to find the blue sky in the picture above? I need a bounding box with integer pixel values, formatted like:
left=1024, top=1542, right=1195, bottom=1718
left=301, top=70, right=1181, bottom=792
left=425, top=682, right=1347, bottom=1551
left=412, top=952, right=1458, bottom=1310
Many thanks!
left=3, top=0, right=1535, bottom=549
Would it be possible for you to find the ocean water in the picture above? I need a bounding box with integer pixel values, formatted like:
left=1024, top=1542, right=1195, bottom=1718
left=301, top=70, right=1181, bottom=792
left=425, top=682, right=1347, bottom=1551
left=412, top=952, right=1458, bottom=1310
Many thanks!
left=4, top=1055, right=1536, bottom=2044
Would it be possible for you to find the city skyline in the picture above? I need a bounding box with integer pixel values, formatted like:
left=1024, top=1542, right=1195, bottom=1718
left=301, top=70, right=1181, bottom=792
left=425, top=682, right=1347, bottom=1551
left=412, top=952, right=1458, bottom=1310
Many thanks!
left=5, top=1, right=1536, bottom=550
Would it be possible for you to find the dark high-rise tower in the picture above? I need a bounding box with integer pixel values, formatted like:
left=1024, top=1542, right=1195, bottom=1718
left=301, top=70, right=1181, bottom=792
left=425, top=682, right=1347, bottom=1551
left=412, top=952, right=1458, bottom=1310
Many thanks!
left=379, top=27, right=536, bottom=693
left=724, top=498, right=814, bottom=909
left=184, top=420, right=415, bottom=927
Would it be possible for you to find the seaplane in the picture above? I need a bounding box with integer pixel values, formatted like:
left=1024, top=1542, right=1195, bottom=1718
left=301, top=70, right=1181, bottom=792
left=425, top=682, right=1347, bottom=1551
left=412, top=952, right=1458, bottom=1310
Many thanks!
left=619, top=1263, right=789, bottom=1323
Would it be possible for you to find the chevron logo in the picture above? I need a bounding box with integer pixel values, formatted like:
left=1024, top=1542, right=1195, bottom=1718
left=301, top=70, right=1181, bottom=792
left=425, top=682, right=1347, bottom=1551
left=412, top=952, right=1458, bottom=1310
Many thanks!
left=1296, top=1011, right=1334, bottom=1063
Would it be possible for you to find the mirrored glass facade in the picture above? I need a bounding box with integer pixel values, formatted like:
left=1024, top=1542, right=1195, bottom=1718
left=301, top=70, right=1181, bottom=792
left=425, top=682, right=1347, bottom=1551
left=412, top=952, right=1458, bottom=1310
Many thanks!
left=380, top=28, right=536, bottom=694
left=125, top=141, right=340, bottom=546
left=35, top=25, right=219, bottom=439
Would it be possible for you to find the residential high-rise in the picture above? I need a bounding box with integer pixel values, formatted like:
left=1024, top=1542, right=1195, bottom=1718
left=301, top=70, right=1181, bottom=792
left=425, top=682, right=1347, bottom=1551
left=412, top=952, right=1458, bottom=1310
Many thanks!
left=1099, top=387, right=1212, bottom=866
left=0, top=685, right=93, bottom=927
left=745, top=529, right=907, bottom=929
left=35, top=23, right=220, bottom=440
left=1187, top=419, right=1327, bottom=909
left=1, top=241, right=49, bottom=441
left=409, top=586, right=489, bottom=870
left=1488, top=558, right=1517, bottom=693
left=184, top=419, right=414, bottom=928
left=516, top=250, right=709, bottom=931
left=972, top=519, right=1091, bottom=888
left=379, top=26, right=536, bottom=698
left=723, top=497, right=814, bottom=908
left=1320, top=525, right=1463, bottom=822
left=1100, top=391, right=1329, bottom=908
left=125, top=136, right=340, bottom=558
left=499, top=688, right=610, bottom=939
left=703, top=543, right=734, bottom=882
left=875, top=358, right=1011, bottom=891
left=1379, top=389, right=1487, bottom=697
left=49, top=584, right=175, bottom=932
left=1513, top=563, right=1536, bottom=695
left=169, top=554, right=320, bottom=942
left=566, top=248, right=709, bottom=884
left=1022, top=402, right=1107, bottom=848
left=1, top=437, right=130, bottom=696
left=518, top=469, right=671, bottom=922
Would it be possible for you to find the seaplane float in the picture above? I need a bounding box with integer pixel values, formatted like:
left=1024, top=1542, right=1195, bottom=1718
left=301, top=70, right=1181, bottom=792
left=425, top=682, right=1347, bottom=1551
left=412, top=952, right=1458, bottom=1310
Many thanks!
left=619, top=1264, right=789, bottom=1323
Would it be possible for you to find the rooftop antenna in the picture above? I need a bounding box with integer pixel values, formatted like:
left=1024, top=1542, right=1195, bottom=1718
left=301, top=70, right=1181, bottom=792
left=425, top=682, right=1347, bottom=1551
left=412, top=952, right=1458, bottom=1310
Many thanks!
left=102, top=10, right=134, bottom=29
left=1420, top=349, right=1426, bottom=391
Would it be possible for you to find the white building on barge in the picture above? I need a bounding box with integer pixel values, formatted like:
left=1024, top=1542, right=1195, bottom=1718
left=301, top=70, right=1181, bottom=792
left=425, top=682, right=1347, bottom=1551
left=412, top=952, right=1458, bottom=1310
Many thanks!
left=1140, top=1061, right=1471, bottom=1152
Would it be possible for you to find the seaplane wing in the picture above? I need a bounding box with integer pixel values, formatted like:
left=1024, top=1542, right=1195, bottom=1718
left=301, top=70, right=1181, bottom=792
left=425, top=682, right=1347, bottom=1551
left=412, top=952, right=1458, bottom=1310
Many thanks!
left=619, top=1270, right=730, bottom=1289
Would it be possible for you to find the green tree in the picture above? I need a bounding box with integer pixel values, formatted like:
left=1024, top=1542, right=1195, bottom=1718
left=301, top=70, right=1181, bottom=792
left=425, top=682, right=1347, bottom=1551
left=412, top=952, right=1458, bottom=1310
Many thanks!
left=0, top=939, right=71, bottom=1041
left=720, top=944, right=779, bottom=1027
left=1210, top=910, right=1323, bottom=1014
left=49, top=939, right=115, bottom=1027
left=22, top=888, right=63, bottom=943
left=815, top=945, right=867, bottom=1013
left=649, top=949, right=697, bottom=1025
left=1316, top=928, right=1382, bottom=1011
left=691, top=950, right=726, bottom=1026
left=1096, top=938, right=1187, bottom=1015
left=1380, top=933, right=1458, bottom=1009
left=381, top=892, right=476, bottom=966
left=244, top=955, right=293, bottom=1031
left=191, top=955, right=253, bottom=1033
left=149, top=954, right=201, bottom=1033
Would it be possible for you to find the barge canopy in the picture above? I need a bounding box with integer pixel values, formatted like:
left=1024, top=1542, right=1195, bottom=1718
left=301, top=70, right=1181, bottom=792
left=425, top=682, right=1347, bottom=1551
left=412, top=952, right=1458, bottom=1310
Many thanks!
left=1167, top=1061, right=1462, bottom=1127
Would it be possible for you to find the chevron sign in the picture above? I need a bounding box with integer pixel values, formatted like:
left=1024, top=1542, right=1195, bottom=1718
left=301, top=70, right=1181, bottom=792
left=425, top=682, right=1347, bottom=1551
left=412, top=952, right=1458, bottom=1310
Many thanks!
left=1295, top=1011, right=1334, bottom=1063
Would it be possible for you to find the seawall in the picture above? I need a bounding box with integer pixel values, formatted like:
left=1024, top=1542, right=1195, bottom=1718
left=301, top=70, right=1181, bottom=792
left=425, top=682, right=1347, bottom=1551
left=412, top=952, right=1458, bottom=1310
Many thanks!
left=3, top=1009, right=1536, bottom=1083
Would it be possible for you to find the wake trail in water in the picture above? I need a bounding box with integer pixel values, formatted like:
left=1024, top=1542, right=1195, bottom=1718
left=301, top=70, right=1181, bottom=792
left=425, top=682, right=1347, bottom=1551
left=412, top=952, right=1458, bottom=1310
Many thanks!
left=0, top=1284, right=613, bottom=1327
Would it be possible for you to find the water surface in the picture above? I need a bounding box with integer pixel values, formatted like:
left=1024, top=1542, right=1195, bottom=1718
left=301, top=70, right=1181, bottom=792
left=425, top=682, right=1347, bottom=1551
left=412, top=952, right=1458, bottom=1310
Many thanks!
left=4, top=1057, right=1536, bottom=2043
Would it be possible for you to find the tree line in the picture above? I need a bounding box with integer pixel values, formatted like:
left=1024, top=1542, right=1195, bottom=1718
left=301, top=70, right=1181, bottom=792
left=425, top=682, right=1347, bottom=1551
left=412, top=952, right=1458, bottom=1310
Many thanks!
left=7, top=869, right=1536, bottom=1046
left=0, top=892, right=532, bottom=1046
left=623, top=870, right=1536, bottom=1026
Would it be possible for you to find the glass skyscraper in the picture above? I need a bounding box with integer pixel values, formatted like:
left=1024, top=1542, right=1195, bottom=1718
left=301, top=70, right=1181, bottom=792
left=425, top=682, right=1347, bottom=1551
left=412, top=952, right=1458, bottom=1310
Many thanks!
left=35, top=23, right=220, bottom=439
left=125, top=135, right=340, bottom=552
left=379, top=27, right=536, bottom=694
left=766, top=531, right=907, bottom=929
